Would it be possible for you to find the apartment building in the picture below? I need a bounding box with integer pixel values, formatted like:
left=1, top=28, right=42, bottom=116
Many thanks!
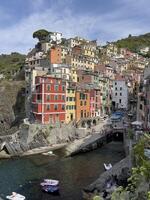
left=32, top=76, right=66, bottom=124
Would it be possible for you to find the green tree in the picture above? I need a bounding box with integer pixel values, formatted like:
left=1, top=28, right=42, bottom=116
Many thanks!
left=33, top=29, right=49, bottom=41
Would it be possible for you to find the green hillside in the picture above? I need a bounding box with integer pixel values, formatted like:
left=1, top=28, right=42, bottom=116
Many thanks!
left=0, top=52, right=25, bottom=78
left=115, top=33, right=150, bottom=56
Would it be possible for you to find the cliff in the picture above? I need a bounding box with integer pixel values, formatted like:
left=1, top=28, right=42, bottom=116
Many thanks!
left=0, top=80, right=26, bottom=135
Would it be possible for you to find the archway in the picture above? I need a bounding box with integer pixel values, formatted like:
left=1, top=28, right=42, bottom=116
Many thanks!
left=93, top=119, right=96, bottom=126
left=113, top=132, right=124, bottom=141
left=87, top=120, right=92, bottom=128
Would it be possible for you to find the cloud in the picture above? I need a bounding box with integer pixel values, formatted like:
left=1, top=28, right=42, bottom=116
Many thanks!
left=0, top=0, right=149, bottom=54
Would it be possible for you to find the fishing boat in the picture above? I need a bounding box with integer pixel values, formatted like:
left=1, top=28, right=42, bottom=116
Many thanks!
left=40, top=179, right=59, bottom=194
left=104, top=163, right=112, bottom=171
left=6, top=192, right=25, bottom=200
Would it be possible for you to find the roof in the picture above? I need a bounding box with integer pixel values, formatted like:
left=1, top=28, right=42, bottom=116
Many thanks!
left=115, top=74, right=125, bottom=81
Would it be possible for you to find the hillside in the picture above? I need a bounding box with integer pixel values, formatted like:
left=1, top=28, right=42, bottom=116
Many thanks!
left=0, top=52, right=25, bottom=79
left=0, top=80, right=26, bottom=135
left=115, top=33, right=150, bottom=56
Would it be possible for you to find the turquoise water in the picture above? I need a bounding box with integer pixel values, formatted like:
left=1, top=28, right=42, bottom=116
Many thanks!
left=0, top=142, right=125, bottom=200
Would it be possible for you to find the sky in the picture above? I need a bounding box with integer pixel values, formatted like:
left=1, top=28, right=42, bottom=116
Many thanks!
left=0, top=0, right=149, bottom=54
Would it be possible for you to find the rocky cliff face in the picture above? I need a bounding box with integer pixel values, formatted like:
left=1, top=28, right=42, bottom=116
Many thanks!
left=0, top=80, right=26, bottom=135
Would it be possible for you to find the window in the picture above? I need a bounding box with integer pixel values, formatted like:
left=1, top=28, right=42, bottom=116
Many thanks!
left=115, top=93, right=117, bottom=96
left=62, top=95, right=65, bottom=101
left=55, top=85, right=58, bottom=91
left=54, top=95, right=58, bottom=100
left=120, top=87, right=122, bottom=90
left=37, top=94, right=41, bottom=100
left=81, top=110, right=83, bottom=118
left=80, top=101, right=83, bottom=106
left=119, top=99, right=121, bottom=103
left=115, top=82, right=117, bottom=85
left=120, top=93, right=122, bottom=96
left=84, top=101, right=86, bottom=106
left=62, top=85, right=65, bottom=91
left=140, top=104, right=143, bottom=110
left=115, top=87, right=117, bottom=90
left=62, top=105, right=65, bottom=110
left=47, top=105, right=50, bottom=110
left=47, top=95, right=50, bottom=101
left=47, top=84, right=50, bottom=91
left=54, top=105, right=58, bottom=110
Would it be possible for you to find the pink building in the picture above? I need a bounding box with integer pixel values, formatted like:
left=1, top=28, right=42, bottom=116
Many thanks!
left=90, top=90, right=95, bottom=117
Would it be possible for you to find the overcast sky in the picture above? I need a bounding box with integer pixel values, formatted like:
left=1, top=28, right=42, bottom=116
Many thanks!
left=0, top=0, right=149, bottom=54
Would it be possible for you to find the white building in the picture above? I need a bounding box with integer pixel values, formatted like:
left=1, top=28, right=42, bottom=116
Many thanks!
left=46, top=32, right=62, bottom=44
left=112, top=75, right=128, bottom=110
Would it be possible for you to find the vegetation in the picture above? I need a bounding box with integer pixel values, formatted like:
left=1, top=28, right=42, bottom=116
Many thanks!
left=33, top=29, right=49, bottom=41
left=115, top=33, right=150, bottom=56
left=111, top=133, right=150, bottom=200
left=0, top=52, right=25, bottom=79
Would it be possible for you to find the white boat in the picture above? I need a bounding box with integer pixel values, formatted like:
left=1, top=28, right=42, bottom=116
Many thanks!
left=104, top=163, right=112, bottom=171
left=41, top=179, right=59, bottom=186
left=6, top=192, right=25, bottom=200
left=42, top=151, right=55, bottom=156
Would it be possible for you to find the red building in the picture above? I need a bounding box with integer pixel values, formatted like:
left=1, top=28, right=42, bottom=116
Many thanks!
left=49, top=45, right=62, bottom=64
left=32, top=76, right=66, bottom=124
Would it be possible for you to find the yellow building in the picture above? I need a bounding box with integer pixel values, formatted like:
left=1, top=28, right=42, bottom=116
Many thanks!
left=66, top=54, right=95, bottom=71
left=61, top=46, right=70, bottom=63
left=71, top=67, right=78, bottom=82
left=65, top=86, right=76, bottom=123
left=83, top=48, right=95, bottom=57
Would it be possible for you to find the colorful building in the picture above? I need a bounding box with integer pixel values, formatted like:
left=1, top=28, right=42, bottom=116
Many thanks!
left=90, top=89, right=95, bottom=117
left=49, top=46, right=62, bottom=64
left=65, top=85, right=76, bottom=123
left=32, top=76, right=66, bottom=124
left=75, top=90, right=90, bottom=122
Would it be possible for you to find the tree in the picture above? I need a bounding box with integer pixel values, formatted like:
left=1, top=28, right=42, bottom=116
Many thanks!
left=33, top=29, right=49, bottom=41
left=128, top=34, right=132, bottom=38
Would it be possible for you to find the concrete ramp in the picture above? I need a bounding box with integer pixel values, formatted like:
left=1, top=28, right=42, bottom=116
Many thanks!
left=3, top=142, right=27, bottom=156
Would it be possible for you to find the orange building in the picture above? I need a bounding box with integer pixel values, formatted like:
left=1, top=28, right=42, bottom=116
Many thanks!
left=75, top=90, right=90, bottom=122
left=49, top=45, right=61, bottom=64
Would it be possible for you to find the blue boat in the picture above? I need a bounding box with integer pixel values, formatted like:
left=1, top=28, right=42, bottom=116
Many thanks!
left=42, top=185, right=59, bottom=193
left=40, top=179, right=59, bottom=194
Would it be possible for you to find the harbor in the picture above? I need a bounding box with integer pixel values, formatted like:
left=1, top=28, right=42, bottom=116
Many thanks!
left=0, top=141, right=125, bottom=200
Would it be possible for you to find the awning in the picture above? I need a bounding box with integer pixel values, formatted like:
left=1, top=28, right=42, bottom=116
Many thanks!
left=131, top=121, right=143, bottom=126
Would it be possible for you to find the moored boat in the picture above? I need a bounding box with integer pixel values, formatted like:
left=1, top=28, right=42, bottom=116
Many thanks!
left=40, top=179, right=59, bottom=194
left=6, top=192, right=25, bottom=200
left=104, top=163, right=112, bottom=171
left=40, top=179, right=59, bottom=186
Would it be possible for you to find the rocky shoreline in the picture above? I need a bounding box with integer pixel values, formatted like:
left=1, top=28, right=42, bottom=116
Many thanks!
left=82, top=156, right=130, bottom=200
left=0, top=119, right=110, bottom=159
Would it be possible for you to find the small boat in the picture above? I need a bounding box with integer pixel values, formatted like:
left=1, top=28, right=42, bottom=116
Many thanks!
left=40, top=179, right=59, bottom=186
left=6, top=192, right=25, bottom=200
left=104, top=163, right=112, bottom=171
left=40, top=179, right=59, bottom=194
left=42, top=185, right=59, bottom=193
left=42, top=151, right=55, bottom=156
